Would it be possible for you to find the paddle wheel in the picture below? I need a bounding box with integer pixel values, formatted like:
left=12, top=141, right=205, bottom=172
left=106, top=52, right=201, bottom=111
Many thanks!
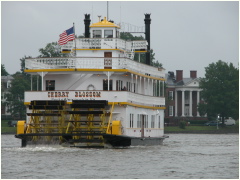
left=16, top=100, right=115, bottom=148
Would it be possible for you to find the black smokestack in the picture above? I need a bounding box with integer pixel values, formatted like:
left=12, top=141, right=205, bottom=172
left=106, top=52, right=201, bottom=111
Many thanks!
left=144, top=13, right=151, bottom=65
left=84, top=14, right=91, bottom=38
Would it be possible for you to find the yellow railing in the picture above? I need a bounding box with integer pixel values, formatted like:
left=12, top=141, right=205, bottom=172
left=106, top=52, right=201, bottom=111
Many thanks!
left=106, top=102, right=115, bottom=134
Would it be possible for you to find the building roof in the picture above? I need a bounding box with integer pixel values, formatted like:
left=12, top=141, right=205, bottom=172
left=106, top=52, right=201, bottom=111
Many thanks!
left=1, top=75, right=14, bottom=82
left=165, top=74, right=199, bottom=87
left=1, top=75, right=13, bottom=91
left=90, top=17, right=120, bottom=28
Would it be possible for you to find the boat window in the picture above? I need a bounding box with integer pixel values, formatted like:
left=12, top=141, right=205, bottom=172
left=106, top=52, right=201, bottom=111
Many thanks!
left=137, top=114, right=140, bottom=128
left=116, top=80, right=123, bottom=91
left=116, top=30, right=119, bottom=38
left=126, top=82, right=135, bottom=92
left=151, top=115, right=155, bottom=128
left=158, top=116, right=161, bottom=128
left=130, top=113, right=134, bottom=128
left=126, top=82, right=131, bottom=91
left=144, top=115, right=148, bottom=128
left=153, top=82, right=156, bottom=96
left=103, top=79, right=112, bottom=91
left=46, top=80, right=55, bottom=91
left=104, top=30, right=113, bottom=38
left=93, top=30, right=102, bottom=38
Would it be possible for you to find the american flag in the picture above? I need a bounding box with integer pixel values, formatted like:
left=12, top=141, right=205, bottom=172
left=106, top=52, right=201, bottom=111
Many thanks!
left=58, top=26, right=75, bottom=45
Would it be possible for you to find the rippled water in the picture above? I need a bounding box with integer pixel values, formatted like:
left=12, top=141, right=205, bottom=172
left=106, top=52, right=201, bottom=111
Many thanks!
left=1, top=134, right=239, bottom=179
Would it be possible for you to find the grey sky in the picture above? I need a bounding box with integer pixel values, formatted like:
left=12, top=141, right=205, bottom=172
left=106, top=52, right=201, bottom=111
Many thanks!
left=1, top=1, right=239, bottom=77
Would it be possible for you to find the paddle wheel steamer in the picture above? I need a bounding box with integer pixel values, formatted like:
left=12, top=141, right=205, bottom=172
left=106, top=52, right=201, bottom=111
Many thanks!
left=15, top=14, right=167, bottom=148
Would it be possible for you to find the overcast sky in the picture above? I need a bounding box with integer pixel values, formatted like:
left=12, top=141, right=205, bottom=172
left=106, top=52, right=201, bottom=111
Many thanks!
left=1, top=1, right=239, bottom=77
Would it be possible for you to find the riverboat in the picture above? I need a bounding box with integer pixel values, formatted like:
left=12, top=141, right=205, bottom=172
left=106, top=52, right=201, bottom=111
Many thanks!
left=15, top=14, right=167, bottom=148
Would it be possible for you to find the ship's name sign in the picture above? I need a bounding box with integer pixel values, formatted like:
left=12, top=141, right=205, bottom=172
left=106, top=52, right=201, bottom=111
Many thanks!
left=47, top=91, right=101, bottom=98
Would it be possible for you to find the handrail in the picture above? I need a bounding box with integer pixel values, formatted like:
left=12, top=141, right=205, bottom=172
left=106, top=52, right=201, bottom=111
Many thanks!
left=61, top=38, right=147, bottom=52
left=106, top=102, right=115, bottom=134
left=25, top=115, right=34, bottom=134
left=24, top=57, right=165, bottom=79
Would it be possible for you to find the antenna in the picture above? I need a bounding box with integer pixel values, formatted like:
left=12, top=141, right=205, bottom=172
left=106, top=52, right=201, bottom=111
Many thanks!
left=107, top=1, right=109, bottom=20
left=120, top=2, right=121, bottom=24
left=92, top=2, right=93, bottom=22
left=98, top=15, right=101, bottom=22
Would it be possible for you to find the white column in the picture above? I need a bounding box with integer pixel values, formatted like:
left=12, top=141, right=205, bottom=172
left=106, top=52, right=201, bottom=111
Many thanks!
left=41, top=72, right=44, bottom=91
left=148, top=78, right=150, bottom=95
left=143, top=77, right=146, bottom=95
left=135, top=75, right=138, bottom=93
left=182, top=90, right=185, bottom=116
left=152, top=79, right=154, bottom=96
left=175, top=90, right=178, bottom=116
left=37, top=71, right=47, bottom=91
left=158, top=80, right=161, bottom=97
left=131, top=74, right=133, bottom=92
left=107, top=71, right=110, bottom=91
left=153, top=80, right=156, bottom=96
left=197, top=90, right=200, bottom=116
left=162, top=81, right=164, bottom=97
left=155, top=80, right=157, bottom=96
left=189, top=90, right=192, bottom=117
left=140, top=76, right=142, bottom=94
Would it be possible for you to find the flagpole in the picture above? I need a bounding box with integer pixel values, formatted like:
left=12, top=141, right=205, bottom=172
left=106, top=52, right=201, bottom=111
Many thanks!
left=107, top=1, right=109, bottom=20
left=73, top=22, right=76, bottom=56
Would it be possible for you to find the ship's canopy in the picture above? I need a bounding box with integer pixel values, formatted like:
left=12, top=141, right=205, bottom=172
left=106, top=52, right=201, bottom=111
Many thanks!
left=90, top=17, right=120, bottom=28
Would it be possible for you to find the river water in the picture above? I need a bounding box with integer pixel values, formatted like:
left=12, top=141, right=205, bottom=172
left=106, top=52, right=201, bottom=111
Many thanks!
left=1, top=134, right=239, bottom=179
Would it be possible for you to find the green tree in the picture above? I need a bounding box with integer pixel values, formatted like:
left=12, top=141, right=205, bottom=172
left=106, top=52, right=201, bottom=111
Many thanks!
left=20, top=56, right=32, bottom=73
left=20, top=55, right=41, bottom=90
left=120, top=32, right=162, bottom=68
left=4, top=72, right=31, bottom=119
left=199, top=60, right=239, bottom=124
left=4, top=42, right=65, bottom=119
left=1, top=64, right=9, bottom=76
left=150, top=49, right=163, bottom=68
left=38, top=42, right=67, bottom=57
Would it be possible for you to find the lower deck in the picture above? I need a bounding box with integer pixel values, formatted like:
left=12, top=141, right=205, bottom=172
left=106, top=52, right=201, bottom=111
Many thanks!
left=16, top=99, right=165, bottom=147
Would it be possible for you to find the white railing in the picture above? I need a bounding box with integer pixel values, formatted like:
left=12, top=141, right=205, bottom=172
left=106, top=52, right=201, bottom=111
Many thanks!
left=24, top=91, right=165, bottom=107
left=61, top=38, right=147, bottom=51
left=128, top=93, right=165, bottom=107
left=25, top=57, right=76, bottom=69
left=126, top=60, right=165, bottom=78
left=25, top=57, right=165, bottom=78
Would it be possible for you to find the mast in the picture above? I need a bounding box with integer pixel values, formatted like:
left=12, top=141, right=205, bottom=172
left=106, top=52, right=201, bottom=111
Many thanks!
left=107, top=1, right=109, bottom=20
left=73, top=22, right=76, bottom=56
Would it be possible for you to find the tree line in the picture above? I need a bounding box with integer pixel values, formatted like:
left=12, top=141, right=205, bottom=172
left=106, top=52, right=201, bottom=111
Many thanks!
left=198, top=60, right=239, bottom=123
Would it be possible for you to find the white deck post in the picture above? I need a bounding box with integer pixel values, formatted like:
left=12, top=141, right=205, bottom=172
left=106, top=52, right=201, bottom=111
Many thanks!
left=175, top=90, right=178, bottom=116
left=189, top=90, right=192, bottom=117
left=108, top=71, right=109, bottom=91
left=197, top=90, right=200, bottom=116
left=182, top=90, right=185, bottom=116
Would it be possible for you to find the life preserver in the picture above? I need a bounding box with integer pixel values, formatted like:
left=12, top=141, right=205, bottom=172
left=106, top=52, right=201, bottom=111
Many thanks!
left=87, top=84, right=96, bottom=90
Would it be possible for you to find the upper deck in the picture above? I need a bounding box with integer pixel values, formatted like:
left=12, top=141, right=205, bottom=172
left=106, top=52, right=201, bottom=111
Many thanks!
left=62, top=38, right=147, bottom=52
left=25, top=57, right=165, bottom=80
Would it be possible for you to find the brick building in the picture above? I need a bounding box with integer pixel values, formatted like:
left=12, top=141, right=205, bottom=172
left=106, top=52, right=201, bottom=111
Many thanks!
left=165, top=70, right=207, bottom=125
